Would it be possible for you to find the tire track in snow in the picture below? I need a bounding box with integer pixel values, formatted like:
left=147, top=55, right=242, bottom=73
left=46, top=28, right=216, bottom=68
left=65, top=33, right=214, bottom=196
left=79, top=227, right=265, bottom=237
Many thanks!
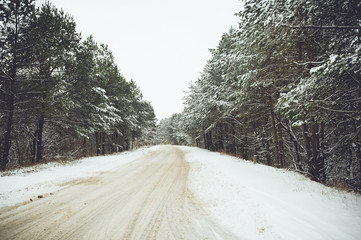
left=0, top=146, right=241, bottom=240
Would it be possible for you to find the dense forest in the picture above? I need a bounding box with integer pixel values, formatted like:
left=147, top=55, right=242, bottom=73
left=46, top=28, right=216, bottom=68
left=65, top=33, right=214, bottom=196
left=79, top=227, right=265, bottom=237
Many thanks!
left=157, top=0, right=361, bottom=190
left=0, top=0, right=156, bottom=169
left=2, top=0, right=361, bottom=191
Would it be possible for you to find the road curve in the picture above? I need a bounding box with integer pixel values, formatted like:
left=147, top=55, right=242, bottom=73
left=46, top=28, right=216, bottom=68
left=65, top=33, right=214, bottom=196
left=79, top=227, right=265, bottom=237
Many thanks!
left=0, top=146, right=239, bottom=240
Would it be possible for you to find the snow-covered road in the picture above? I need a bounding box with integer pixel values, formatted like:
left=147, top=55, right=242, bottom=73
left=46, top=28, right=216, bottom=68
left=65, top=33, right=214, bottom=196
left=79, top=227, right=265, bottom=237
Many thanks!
left=0, top=146, right=237, bottom=240
left=0, top=145, right=360, bottom=240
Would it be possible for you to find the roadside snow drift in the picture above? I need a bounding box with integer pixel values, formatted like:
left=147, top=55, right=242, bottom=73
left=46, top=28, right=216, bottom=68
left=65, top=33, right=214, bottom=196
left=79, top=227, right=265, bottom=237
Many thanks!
left=181, top=146, right=361, bottom=240
left=0, top=147, right=156, bottom=207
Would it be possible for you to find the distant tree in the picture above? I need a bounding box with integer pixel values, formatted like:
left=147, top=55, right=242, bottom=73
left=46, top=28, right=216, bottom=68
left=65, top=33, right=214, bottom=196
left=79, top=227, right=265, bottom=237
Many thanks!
left=154, top=113, right=191, bottom=146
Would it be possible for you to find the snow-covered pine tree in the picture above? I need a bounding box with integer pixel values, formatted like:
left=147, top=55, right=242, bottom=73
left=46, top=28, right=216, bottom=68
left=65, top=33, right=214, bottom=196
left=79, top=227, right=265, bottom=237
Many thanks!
left=23, top=2, right=80, bottom=163
left=0, top=0, right=36, bottom=169
left=181, top=0, right=361, bottom=189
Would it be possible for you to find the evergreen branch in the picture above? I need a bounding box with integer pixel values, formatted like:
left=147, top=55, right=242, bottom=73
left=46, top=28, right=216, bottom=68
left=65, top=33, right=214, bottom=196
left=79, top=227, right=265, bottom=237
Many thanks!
left=282, top=24, right=361, bottom=30
left=319, top=106, right=357, bottom=114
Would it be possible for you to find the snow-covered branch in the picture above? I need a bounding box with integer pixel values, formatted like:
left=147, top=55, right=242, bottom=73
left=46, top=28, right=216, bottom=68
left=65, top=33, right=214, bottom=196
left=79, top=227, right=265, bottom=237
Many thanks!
left=282, top=25, right=361, bottom=30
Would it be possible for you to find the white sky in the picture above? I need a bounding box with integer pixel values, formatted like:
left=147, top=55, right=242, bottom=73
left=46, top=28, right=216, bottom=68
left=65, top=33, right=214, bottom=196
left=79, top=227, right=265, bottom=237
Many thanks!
left=37, top=0, right=242, bottom=120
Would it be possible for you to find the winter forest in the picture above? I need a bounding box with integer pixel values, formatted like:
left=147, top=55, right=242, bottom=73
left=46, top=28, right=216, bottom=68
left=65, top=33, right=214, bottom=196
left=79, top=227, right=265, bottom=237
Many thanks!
left=0, top=1, right=156, bottom=170
left=156, top=0, right=361, bottom=191
left=1, top=0, right=361, bottom=191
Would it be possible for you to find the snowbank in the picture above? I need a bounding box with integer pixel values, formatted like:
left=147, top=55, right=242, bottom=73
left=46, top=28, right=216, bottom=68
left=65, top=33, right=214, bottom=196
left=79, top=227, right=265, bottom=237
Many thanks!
left=0, top=146, right=158, bottom=207
left=181, top=146, right=361, bottom=240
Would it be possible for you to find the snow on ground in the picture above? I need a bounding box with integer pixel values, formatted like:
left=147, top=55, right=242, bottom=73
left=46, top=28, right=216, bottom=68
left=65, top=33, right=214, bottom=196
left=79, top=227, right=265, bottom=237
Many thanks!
left=181, top=146, right=361, bottom=240
left=1, top=145, right=360, bottom=240
left=0, top=146, right=159, bottom=207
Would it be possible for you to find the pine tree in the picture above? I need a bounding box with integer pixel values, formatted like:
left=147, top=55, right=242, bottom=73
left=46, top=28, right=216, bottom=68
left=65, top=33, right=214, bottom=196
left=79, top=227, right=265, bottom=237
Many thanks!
left=24, top=2, right=80, bottom=162
left=0, top=0, right=35, bottom=169
left=180, top=0, right=361, bottom=189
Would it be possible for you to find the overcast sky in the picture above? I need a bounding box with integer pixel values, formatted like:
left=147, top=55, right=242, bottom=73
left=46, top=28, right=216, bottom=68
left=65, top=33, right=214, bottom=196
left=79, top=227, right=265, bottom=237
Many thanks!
left=37, top=0, right=242, bottom=120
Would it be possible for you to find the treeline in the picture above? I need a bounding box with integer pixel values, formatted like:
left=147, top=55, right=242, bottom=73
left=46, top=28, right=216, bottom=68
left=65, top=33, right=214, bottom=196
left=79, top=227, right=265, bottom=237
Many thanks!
left=0, top=0, right=156, bottom=169
left=159, top=0, right=361, bottom=190
left=153, top=113, right=190, bottom=145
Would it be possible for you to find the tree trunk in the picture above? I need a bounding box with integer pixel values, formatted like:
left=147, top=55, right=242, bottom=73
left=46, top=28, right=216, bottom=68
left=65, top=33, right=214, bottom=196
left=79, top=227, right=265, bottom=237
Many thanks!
left=284, top=119, right=303, bottom=171
left=1, top=89, right=14, bottom=169
left=35, top=114, right=45, bottom=163
left=131, top=131, right=135, bottom=150
left=207, top=130, right=213, bottom=151
left=32, top=130, right=37, bottom=163
left=240, top=120, right=249, bottom=160
left=82, top=137, right=87, bottom=157
left=15, top=133, right=22, bottom=165
left=218, top=123, right=224, bottom=151
left=270, top=108, right=280, bottom=168
left=202, top=128, right=207, bottom=149
left=111, top=133, right=115, bottom=153
left=118, top=133, right=121, bottom=152
left=101, top=132, right=105, bottom=155
left=95, top=132, right=100, bottom=156
left=230, top=122, right=236, bottom=154
left=1, top=4, right=19, bottom=170
left=318, top=122, right=326, bottom=182
left=310, top=118, right=320, bottom=180
left=302, top=123, right=313, bottom=177
left=276, top=114, right=285, bottom=168
left=264, top=117, right=272, bottom=166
